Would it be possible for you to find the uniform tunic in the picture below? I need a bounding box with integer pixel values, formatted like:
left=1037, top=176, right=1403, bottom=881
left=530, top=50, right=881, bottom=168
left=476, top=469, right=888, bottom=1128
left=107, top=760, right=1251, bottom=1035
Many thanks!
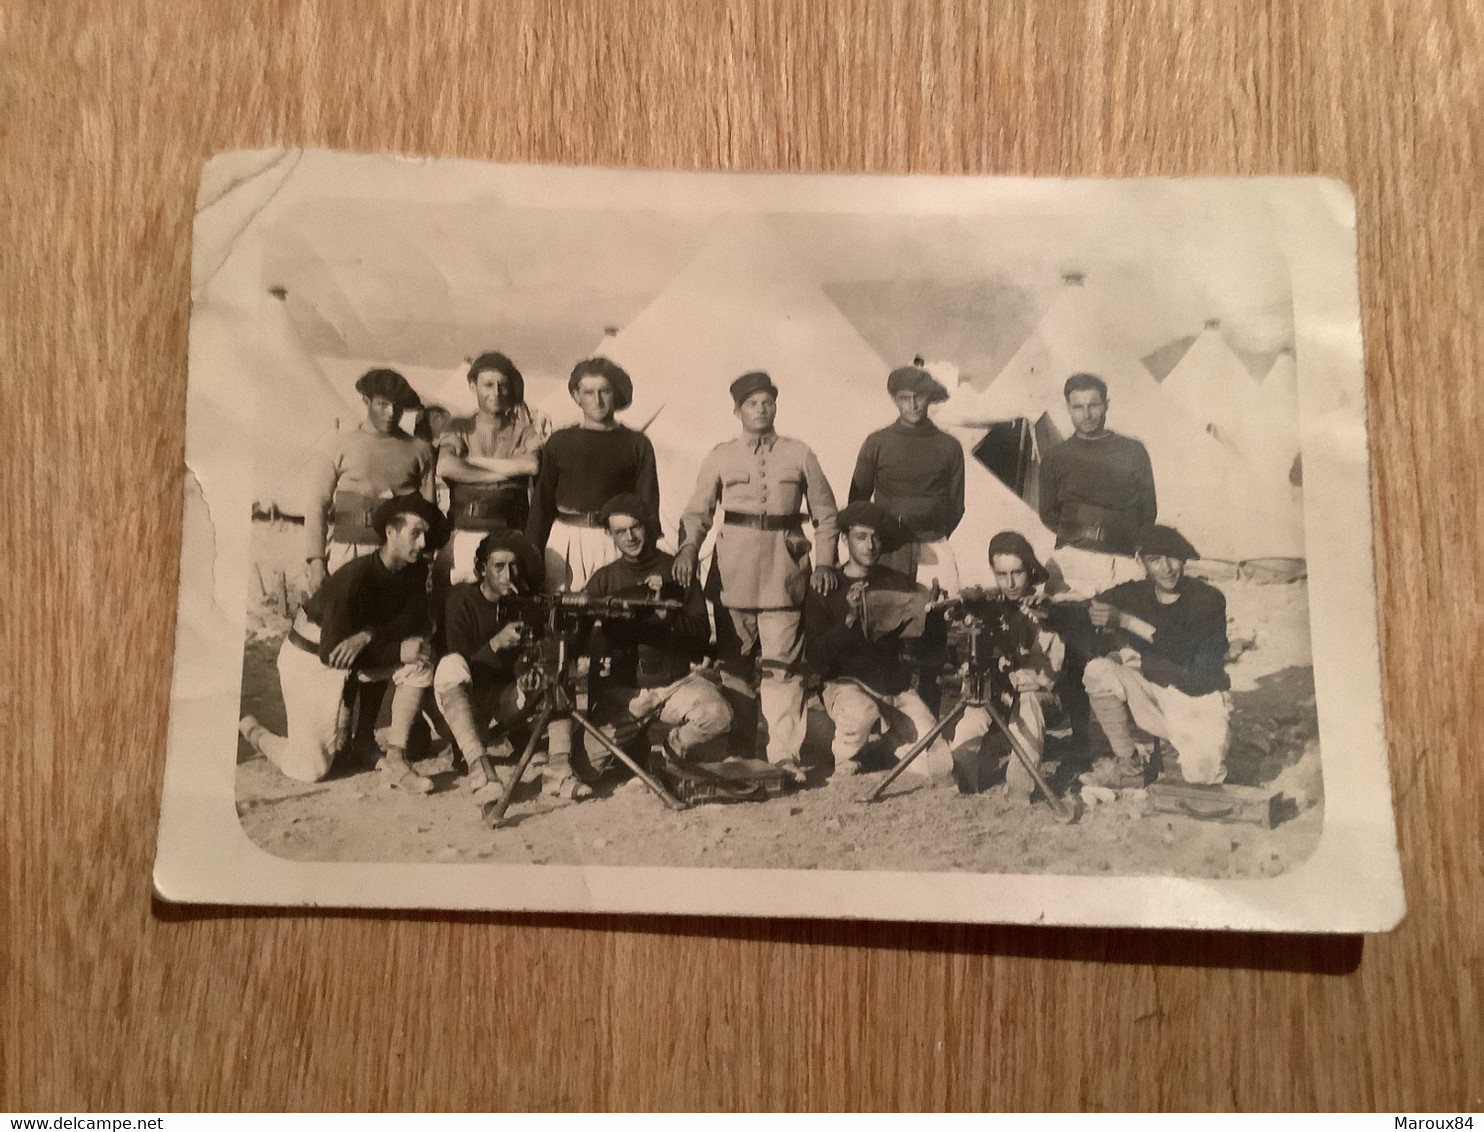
left=679, top=432, right=840, bottom=610
left=1038, top=432, right=1156, bottom=555
left=303, top=424, right=435, bottom=560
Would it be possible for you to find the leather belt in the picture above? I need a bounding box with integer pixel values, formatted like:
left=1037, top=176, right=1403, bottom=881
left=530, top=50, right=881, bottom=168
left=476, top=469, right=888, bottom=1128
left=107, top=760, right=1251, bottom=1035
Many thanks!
left=556, top=508, right=602, bottom=528
left=723, top=510, right=804, bottom=531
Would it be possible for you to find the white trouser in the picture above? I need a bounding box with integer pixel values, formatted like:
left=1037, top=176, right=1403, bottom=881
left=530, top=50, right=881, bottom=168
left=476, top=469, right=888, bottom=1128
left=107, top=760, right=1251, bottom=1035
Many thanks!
left=259, top=639, right=433, bottom=782
left=822, top=679, right=952, bottom=777
left=628, top=675, right=735, bottom=755
left=1083, top=656, right=1230, bottom=784
left=952, top=690, right=1054, bottom=796
left=541, top=519, right=618, bottom=593
left=1046, top=545, right=1145, bottom=601
left=728, top=608, right=806, bottom=763
left=447, top=530, right=486, bottom=585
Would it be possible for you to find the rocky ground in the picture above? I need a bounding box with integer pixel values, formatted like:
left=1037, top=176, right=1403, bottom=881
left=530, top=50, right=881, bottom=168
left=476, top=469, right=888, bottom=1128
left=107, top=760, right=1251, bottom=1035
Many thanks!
left=236, top=520, right=1324, bottom=878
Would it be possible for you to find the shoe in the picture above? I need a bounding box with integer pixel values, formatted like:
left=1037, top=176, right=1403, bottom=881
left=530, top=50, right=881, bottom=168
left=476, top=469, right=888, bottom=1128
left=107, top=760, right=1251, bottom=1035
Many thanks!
left=381, top=751, right=434, bottom=794
left=1078, top=757, right=1147, bottom=791
left=467, top=754, right=506, bottom=800
left=774, top=757, right=808, bottom=785
left=542, top=771, right=594, bottom=801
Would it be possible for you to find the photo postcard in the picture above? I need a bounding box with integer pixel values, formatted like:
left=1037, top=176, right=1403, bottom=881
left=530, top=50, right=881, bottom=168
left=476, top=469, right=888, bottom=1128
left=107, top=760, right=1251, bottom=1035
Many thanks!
left=154, top=150, right=1404, bottom=931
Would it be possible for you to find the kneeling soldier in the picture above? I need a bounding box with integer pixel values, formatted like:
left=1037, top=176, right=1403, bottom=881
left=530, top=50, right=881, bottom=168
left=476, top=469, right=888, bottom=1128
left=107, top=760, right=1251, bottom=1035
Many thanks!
left=806, top=501, right=951, bottom=778
left=949, top=531, right=1066, bottom=800
left=241, top=494, right=446, bottom=791
left=583, top=494, right=733, bottom=771
left=1081, top=524, right=1231, bottom=788
left=432, top=528, right=548, bottom=799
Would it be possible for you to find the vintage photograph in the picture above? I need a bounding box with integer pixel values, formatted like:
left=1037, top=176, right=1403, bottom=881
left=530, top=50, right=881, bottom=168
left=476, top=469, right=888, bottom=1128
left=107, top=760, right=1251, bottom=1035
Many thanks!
left=157, top=152, right=1401, bottom=928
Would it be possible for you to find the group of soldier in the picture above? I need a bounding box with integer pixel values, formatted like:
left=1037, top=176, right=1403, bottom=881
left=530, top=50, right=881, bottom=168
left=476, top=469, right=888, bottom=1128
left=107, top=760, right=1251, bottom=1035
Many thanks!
left=240, top=348, right=1235, bottom=813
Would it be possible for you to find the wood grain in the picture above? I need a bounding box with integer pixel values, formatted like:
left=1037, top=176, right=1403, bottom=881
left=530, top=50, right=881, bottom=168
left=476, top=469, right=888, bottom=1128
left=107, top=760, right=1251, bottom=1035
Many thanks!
left=3, top=0, right=1479, bottom=1112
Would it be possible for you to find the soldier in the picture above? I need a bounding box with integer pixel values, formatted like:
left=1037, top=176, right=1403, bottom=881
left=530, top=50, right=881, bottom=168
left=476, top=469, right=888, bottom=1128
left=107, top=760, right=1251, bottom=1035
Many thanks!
left=581, top=494, right=733, bottom=773
left=805, top=501, right=951, bottom=779
left=240, top=494, right=447, bottom=792
left=1038, top=372, right=1157, bottom=600
left=526, top=357, right=659, bottom=593
left=432, top=528, right=548, bottom=800
left=673, top=372, right=840, bottom=782
left=438, top=352, right=545, bottom=584
left=1081, top=525, right=1231, bottom=789
left=303, top=368, right=436, bottom=593
left=948, top=531, right=1065, bottom=800
left=848, top=363, right=965, bottom=594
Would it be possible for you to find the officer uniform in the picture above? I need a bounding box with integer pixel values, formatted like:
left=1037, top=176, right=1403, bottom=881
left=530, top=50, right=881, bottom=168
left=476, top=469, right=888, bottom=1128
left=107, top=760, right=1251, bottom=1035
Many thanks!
left=678, top=373, right=839, bottom=770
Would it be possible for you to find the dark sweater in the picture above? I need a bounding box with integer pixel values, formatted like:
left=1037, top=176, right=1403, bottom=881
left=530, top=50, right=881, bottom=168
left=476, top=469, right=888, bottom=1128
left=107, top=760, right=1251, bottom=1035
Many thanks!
left=526, top=426, right=659, bottom=549
left=443, top=582, right=521, bottom=681
left=583, top=548, right=710, bottom=687
left=849, top=420, right=966, bottom=539
left=804, top=564, right=931, bottom=696
left=1095, top=577, right=1230, bottom=697
left=302, top=553, right=430, bottom=668
left=1039, top=432, right=1157, bottom=554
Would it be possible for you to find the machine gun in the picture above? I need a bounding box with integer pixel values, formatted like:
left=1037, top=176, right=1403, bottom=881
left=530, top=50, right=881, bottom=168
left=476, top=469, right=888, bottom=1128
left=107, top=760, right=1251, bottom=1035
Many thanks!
left=481, top=590, right=689, bottom=827
left=864, top=610, right=1078, bottom=822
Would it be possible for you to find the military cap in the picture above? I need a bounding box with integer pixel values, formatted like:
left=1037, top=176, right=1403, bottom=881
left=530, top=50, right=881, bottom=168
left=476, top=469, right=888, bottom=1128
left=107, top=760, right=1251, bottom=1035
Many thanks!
left=729, top=371, right=778, bottom=407
left=1136, top=524, right=1200, bottom=561
left=372, top=493, right=449, bottom=550
left=886, top=365, right=949, bottom=404
left=355, top=368, right=423, bottom=410
left=473, top=528, right=544, bottom=588
left=986, top=530, right=1049, bottom=586
left=568, top=357, right=634, bottom=411
left=837, top=500, right=909, bottom=553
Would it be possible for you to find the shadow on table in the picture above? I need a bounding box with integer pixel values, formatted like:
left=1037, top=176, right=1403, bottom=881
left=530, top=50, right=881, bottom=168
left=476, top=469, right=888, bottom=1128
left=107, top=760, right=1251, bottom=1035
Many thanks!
left=152, top=900, right=1363, bottom=975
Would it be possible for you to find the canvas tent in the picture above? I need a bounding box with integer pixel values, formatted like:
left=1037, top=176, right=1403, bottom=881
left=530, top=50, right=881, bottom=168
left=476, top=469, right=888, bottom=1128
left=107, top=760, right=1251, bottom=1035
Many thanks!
left=534, top=220, right=1050, bottom=590
left=937, top=275, right=1306, bottom=563
left=1161, top=321, right=1296, bottom=472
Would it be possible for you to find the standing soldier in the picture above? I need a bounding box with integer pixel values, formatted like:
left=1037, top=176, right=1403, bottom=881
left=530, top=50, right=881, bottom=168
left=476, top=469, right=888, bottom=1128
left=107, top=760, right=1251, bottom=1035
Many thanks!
left=673, top=373, right=840, bottom=783
left=1039, top=373, right=1157, bottom=599
left=848, top=362, right=965, bottom=595
left=303, top=368, right=436, bottom=593
left=438, top=352, right=544, bottom=584
left=526, top=357, right=659, bottom=593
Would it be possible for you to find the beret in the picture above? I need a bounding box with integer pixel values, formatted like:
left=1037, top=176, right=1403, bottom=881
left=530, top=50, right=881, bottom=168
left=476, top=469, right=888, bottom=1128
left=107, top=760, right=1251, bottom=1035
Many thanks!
left=568, top=357, right=634, bottom=411
left=886, top=365, right=948, bottom=404
left=355, top=368, right=422, bottom=410
left=597, top=492, right=657, bottom=530
left=371, top=493, right=449, bottom=551
left=473, top=528, right=545, bottom=588
left=986, top=530, right=1049, bottom=586
left=1136, top=524, right=1200, bottom=561
left=836, top=500, right=909, bottom=553
left=729, top=371, right=778, bottom=407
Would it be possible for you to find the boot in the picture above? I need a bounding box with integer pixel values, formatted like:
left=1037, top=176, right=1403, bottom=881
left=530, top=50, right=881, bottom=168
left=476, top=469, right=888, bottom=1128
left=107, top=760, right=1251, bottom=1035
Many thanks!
left=381, top=746, right=433, bottom=794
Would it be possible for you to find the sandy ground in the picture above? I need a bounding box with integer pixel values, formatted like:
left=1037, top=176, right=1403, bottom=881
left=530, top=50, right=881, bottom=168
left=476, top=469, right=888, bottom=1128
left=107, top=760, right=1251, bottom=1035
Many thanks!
left=237, top=520, right=1323, bottom=877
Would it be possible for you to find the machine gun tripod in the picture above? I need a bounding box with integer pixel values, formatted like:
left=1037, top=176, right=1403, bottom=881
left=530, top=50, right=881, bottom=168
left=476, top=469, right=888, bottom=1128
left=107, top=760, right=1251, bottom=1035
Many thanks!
left=864, top=613, right=1079, bottom=822
left=481, top=592, right=690, bottom=827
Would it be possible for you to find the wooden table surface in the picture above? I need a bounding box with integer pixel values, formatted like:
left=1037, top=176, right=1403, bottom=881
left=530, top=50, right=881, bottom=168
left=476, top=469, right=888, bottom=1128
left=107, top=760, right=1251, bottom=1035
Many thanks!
left=3, top=1, right=1479, bottom=1113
